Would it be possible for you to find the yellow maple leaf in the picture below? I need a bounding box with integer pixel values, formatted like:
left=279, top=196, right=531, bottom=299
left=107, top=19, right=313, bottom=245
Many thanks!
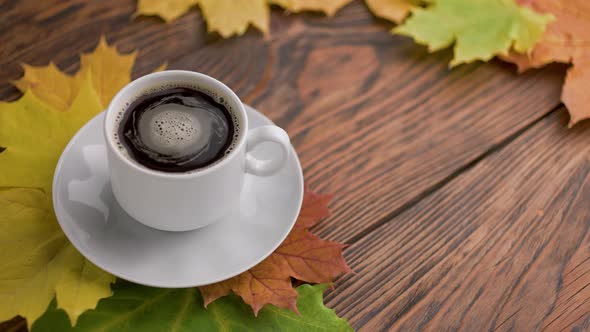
left=270, top=0, right=352, bottom=16
left=13, top=63, right=83, bottom=112
left=134, top=0, right=352, bottom=37
left=14, top=37, right=137, bottom=111
left=80, top=37, right=137, bottom=108
left=153, top=61, right=169, bottom=72
left=0, top=188, right=115, bottom=327
left=365, top=0, right=424, bottom=23
left=136, top=0, right=198, bottom=22
left=0, top=72, right=103, bottom=193
left=198, top=0, right=270, bottom=37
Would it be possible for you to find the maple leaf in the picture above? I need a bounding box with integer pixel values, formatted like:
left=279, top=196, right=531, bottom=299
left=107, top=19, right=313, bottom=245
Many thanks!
left=394, top=0, right=554, bottom=66
left=199, top=190, right=351, bottom=315
left=201, top=256, right=299, bottom=315
left=15, top=37, right=137, bottom=111
left=0, top=188, right=115, bottom=328
left=32, top=283, right=353, bottom=332
left=153, top=62, right=169, bottom=73
left=13, top=63, right=83, bottom=112
left=502, top=0, right=590, bottom=126
left=135, top=0, right=352, bottom=37
left=275, top=227, right=350, bottom=284
left=137, top=0, right=269, bottom=37
left=199, top=0, right=270, bottom=38
left=269, top=0, right=353, bottom=16
left=135, top=0, right=198, bottom=22
left=298, top=189, right=333, bottom=228
left=365, top=0, right=425, bottom=23
left=79, top=37, right=137, bottom=108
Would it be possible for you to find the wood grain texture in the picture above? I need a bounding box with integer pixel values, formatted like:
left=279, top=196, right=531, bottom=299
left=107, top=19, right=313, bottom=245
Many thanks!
left=327, top=109, right=590, bottom=331
left=249, top=34, right=565, bottom=244
left=0, top=0, right=584, bottom=331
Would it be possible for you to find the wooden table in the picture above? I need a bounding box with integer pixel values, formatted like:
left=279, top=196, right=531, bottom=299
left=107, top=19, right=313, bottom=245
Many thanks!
left=1, top=1, right=589, bottom=331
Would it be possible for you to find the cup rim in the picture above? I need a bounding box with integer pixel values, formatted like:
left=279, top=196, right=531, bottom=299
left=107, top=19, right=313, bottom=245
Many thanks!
left=104, top=70, right=248, bottom=179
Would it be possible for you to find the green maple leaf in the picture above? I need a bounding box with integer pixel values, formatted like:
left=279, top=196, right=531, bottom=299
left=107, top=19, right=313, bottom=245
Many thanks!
left=394, top=0, right=554, bottom=66
left=32, top=282, right=353, bottom=332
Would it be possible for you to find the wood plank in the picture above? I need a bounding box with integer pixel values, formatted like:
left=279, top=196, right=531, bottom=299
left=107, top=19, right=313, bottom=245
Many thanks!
left=0, top=0, right=566, bottom=245
left=326, top=108, right=590, bottom=331
left=246, top=37, right=565, bottom=243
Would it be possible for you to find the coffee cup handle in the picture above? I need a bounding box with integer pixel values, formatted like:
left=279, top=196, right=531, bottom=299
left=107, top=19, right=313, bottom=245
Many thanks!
left=245, top=126, right=291, bottom=176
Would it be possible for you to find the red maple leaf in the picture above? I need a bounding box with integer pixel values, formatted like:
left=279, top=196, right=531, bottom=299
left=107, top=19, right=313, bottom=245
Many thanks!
left=199, top=189, right=351, bottom=315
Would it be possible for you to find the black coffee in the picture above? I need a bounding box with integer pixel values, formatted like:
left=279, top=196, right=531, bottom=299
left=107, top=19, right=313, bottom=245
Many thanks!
left=117, top=87, right=236, bottom=172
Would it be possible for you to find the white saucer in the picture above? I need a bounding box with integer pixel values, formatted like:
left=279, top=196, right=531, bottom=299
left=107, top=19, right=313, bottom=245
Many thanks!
left=52, top=105, right=303, bottom=288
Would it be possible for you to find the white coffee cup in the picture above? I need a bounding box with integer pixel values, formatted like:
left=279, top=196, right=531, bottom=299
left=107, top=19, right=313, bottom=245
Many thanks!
left=104, top=71, right=291, bottom=231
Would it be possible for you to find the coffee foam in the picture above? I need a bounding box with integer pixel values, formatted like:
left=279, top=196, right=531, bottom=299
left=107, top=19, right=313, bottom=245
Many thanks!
left=138, top=100, right=211, bottom=160
left=112, top=83, right=242, bottom=172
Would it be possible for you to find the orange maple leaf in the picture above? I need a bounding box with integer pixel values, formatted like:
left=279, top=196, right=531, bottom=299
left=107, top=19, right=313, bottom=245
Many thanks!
left=199, top=189, right=351, bottom=315
left=297, top=189, right=333, bottom=228
left=502, top=0, right=590, bottom=127
left=200, top=256, right=298, bottom=314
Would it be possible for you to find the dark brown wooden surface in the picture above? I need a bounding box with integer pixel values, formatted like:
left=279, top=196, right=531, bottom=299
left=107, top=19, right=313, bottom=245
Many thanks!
left=326, top=109, right=590, bottom=331
left=0, top=0, right=588, bottom=331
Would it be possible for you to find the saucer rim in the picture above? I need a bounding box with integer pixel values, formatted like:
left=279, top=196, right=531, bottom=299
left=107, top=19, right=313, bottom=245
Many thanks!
left=52, top=104, right=304, bottom=287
